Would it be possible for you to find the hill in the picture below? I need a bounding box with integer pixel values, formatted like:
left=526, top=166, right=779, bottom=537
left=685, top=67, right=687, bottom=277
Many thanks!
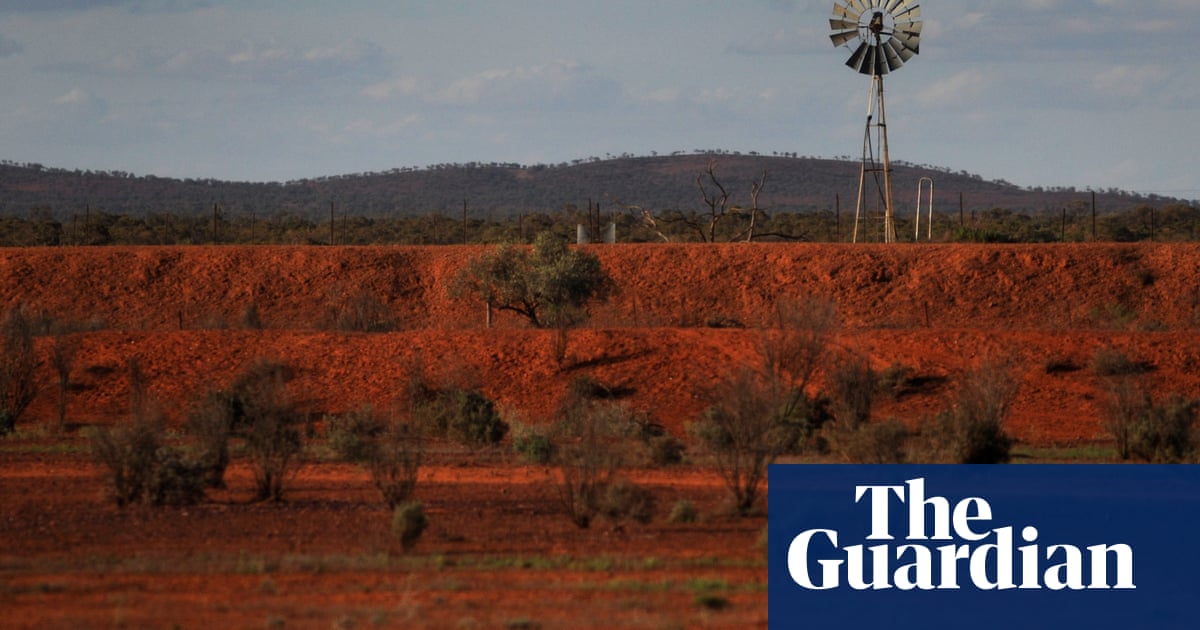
left=0, top=153, right=1179, bottom=222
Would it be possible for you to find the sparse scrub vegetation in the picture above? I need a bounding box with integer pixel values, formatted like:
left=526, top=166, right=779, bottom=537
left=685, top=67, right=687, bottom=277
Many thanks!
left=91, top=360, right=206, bottom=507
left=328, top=406, right=424, bottom=508
left=550, top=386, right=653, bottom=528
left=0, top=305, right=39, bottom=436
left=391, top=501, right=428, bottom=552
left=821, top=354, right=909, bottom=463
left=324, top=288, right=397, bottom=332
left=196, top=360, right=305, bottom=502
left=1103, top=378, right=1198, bottom=462
left=690, top=298, right=837, bottom=514
left=1091, top=346, right=1149, bottom=376
left=912, top=361, right=1017, bottom=464
left=668, top=499, right=698, bottom=524
left=50, top=334, right=78, bottom=433
left=511, top=421, right=554, bottom=464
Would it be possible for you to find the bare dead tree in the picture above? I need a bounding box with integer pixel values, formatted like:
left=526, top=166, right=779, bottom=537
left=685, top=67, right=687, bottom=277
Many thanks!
left=694, top=159, right=731, bottom=242
left=733, top=170, right=769, bottom=242
left=620, top=203, right=672, bottom=243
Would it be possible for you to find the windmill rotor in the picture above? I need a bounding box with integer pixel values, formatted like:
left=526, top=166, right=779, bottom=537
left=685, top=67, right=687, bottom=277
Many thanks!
left=829, top=1, right=922, bottom=76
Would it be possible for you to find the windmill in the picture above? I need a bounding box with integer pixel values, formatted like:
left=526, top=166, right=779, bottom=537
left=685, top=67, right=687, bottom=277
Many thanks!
left=829, top=1, right=922, bottom=243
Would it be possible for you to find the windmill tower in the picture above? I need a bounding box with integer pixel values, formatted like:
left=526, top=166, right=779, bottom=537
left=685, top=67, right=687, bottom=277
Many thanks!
left=829, top=1, right=922, bottom=243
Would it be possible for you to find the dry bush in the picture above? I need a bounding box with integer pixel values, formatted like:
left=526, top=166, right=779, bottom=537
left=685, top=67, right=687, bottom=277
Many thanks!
left=368, top=422, right=424, bottom=508
left=91, top=360, right=206, bottom=507
left=51, top=334, right=79, bottom=433
left=326, top=406, right=387, bottom=463
left=511, top=421, right=554, bottom=464
left=392, top=501, right=428, bottom=553
left=689, top=368, right=797, bottom=515
left=326, top=288, right=398, bottom=332
left=216, top=361, right=305, bottom=502
left=89, top=420, right=162, bottom=507
left=826, top=419, right=910, bottom=464
left=911, top=361, right=1017, bottom=464
left=1091, top=347, right=1148, bottom=377
left=826, top=353, right=876, bottom=429
left=329, top=406, right=425, bottom=508
left=1104, top=378, right=1198, bottom=462
left=688, top=298, right=838, bottom=515
left=550, top=394, right=650, bottom=529
left=668, top=499, right=698, bottom=524
left=0, top=305, right=39, bottom=435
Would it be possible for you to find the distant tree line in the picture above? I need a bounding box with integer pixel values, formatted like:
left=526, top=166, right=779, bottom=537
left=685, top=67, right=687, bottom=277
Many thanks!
left=0, top=201, right=1197, bottom=246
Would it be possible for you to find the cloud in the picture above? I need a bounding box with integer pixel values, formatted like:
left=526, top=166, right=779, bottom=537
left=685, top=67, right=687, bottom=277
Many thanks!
left=434, top=61, right=619, bottom=110
left=89, top=38, right=387, bottom=85
left=344, top=114, right=421, bottom=137
left=1091, top=64, right=1170, bottom=98
left=51, top=86, right=107, bottom=118
left=362, top=77, right=420, bottom=101
left=913, top=71, right=990, bottom=107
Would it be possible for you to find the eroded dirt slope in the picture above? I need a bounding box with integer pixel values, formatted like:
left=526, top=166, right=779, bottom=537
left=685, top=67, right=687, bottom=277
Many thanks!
left=4, top=243, right=1198, bottom=443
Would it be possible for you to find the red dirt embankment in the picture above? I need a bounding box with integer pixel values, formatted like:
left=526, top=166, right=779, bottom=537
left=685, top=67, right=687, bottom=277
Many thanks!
left=3, top=243, right=1199, bottom=444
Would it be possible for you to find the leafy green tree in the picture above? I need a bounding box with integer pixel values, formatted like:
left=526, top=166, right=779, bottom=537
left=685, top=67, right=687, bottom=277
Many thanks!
left=454, top=231, right=613, bottom=329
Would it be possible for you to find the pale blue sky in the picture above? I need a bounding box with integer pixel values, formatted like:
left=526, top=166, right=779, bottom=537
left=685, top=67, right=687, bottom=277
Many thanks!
left=0, top=1, right=1196, bottom=198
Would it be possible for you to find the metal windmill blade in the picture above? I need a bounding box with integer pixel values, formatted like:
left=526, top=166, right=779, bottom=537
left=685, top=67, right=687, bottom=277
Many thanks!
left=829, top=0, right=922, bottom=75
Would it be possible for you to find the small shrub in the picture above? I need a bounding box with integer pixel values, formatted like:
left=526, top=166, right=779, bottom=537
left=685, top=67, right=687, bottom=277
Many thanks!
left=1091, top=347, right=1148, bottom=377
left=89, top=422, right=162, bottom=507
left=148, top=448, right=208, bottom=507
left=550, top=399, right=645, bottom=528
left=392, top=501, right=428, bottom=552
left=1130, top=396, right=1197, bottom=462
left=688, top=367, right=809, bottom=515
left=220, top=361, right=304, bottom=502
left=0, top=305, right=38, bottom=435
left=369, top=422, right=423, bottom=508
left=911, top=362, right=1016, bottom=464
left=187, top=394, right=234, bottom=488
left=328, top=406, right=423, bottom=507
left=445, top=389, right=508, bottom=448
left=599, top=477, right=656, bottom=525
left=512, top=422, right=554, bottom=464
left=828, top=418, right=909, bottom=464
left=332, top=289, right=398, bottom=332
left=410, top=379, right=508, bottom=449
left=668, top=499, right=698, bottom=524
left=90, top=418, right=206, bottom=507
left=1104, top=379, right=1198, bottom=462
left=827, top=354, right=876, bottom=428
left=239, top=303, right=264, bottom=329
left=326, top=407, right=387, bottom=463
left=876, top=362, right=912, bottom=399
left=645, top=433, right=685, bottom=466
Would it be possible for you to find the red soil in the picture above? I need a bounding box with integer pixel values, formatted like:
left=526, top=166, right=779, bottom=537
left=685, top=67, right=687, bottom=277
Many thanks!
left=3, top=242, right=1199, bottom=628
left=3, top=242, right=1197, bottom=442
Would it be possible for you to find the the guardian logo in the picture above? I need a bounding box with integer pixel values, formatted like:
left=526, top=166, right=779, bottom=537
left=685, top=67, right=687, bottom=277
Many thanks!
left=787, top=477, right=1135, bottom=591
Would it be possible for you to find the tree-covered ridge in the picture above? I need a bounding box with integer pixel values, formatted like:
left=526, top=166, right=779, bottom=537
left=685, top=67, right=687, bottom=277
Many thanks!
left=0, top=152, right=1185, bottom=223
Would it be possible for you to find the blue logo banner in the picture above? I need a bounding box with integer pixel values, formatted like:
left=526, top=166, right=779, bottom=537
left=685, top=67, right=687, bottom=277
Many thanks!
left=768, top=465, right=1200, bottom=629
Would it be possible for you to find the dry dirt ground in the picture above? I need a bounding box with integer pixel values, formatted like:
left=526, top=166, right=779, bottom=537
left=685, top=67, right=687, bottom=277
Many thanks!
left=2, top=243, right=1199, bottom=628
